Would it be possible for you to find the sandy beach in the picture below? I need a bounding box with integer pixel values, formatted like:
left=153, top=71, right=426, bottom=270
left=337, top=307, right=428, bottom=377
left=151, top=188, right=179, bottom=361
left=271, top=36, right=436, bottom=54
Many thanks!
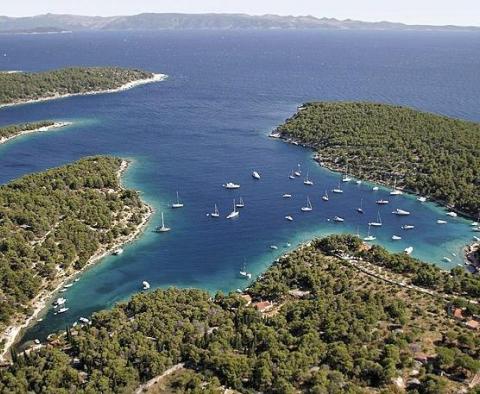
left=0, top=159, right=154, bottom=362
left=0, top=121, right=72, bottom=145
left=0, top=73, right=167, bottom=109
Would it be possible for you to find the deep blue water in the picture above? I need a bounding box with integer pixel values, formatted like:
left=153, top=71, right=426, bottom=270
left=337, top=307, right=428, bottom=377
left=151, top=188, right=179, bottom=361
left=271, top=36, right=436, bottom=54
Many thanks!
left=0, top=30, right=479, bottom=341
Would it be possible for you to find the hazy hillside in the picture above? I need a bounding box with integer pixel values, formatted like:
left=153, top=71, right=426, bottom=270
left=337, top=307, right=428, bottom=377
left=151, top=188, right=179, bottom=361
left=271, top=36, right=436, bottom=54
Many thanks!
left=0, top=13, right=479, bottom=32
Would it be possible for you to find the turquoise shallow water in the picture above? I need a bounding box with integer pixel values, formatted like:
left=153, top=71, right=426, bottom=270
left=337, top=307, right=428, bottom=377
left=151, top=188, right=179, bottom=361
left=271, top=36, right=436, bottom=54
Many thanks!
left=0, top=30, right=478, bottom=341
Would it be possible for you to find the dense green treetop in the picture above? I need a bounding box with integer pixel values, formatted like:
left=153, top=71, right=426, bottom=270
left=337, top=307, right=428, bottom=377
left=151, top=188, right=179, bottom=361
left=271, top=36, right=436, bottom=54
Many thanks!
left=0, top=157, right=147, bottom=332
left=0, top=67, right=154, bottom=105
left=1, top=235, right=478, bottom=393
left=0, top=121, right=55, bottom=140
left=275, top=102, right=480, bottom=217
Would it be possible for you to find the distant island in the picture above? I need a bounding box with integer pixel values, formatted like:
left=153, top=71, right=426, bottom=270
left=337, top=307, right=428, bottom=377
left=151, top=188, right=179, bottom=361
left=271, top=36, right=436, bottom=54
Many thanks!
left=0, top=121, right=71, bottom=144
left=0, top=157, right=152, bottom=361
left=0, top=13, right=479, bottom=33
left=1, top=234, right=478, bottom=392
left=0, top=67, right=166, bottom=107
left=273, top=102, right=480, bottom=218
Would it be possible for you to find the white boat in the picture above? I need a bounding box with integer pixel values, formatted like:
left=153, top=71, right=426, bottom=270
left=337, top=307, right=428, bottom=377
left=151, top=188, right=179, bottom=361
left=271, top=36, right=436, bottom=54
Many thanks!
left=342, top=166, right=352, bottom=182
left=172, top=191, right=184, bottom=208
left=473, top=236, right=480, bottom=241
left=333, top=216, right=344, bottom=223
left=472, top=222, right=479, bottom=226
left=155, top=212, right=171, bottom=232
left=369, top=211, right=382, bottom=227
left=404, top=246, right=414, bottom=255
left=112, top=248, right=124, bottom=255
left=356, top=180, right=362, bottom=185
left=282, top=193, right=292, bottom=198
left=285, top=215, right=293, bottom=221
left=294, top=164, right=301, bottom=177
left=142, top=281, right=150, bottom=290
left=226, top=199, right=239, bottom=219
left=446, top=211, right=457, bottom=217
left=289, top=170, right=295, bottom=180
left=53, top=297, right=66, bottom=307
left=239, top=263, right=252, bottom=279
left=236, top=197, right=245, bottom=208
left=437, top=219, right=447, bottom=224
left=473, top=227, right=480, bottom=232
left=270, top=245, right=278, bottom=250
left=210, top=204, right=220, bottom=218
left=223, top=182, right=240, bottom=189
left=356, top=198, right=364, bottom=214
left=332, top=183, right=343, bottom=194
left=322, top=191, right=329, bottom=201
left=392, top=208, right=410, bottom=216
left=390, top=178, right=403, bottom=195
left=392, top=235, right=402, bottom=241
left=63, top=283, right=73, bottom=289
left=56, top=307, right=69, bottom=314
left=442, top=257, right=452, bottom=263
left=303, top=172, right=314, bottom=186
left=252, top=171, right=261, bottom=180
left=376, top=199, right=389, bottom=205
left=363, top=224, right=376, bottom=241
left=402, top=224, right=415, bottom=230
left=301, top=197, right=313, bottom=212
left=417, top=196, right=427, bottom=202
left=372, top=186, right=379, bottom=191
left=79, top=317, right=90, bottom=324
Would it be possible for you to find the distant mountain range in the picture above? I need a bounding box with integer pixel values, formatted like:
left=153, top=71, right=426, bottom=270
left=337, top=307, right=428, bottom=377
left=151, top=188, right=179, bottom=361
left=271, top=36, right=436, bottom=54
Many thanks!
left=0, top=13, right=479, bottom=33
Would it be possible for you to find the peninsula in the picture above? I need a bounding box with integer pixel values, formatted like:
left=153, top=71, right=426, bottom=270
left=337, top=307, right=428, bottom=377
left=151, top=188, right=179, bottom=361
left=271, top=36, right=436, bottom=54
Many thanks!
left=0, top=157, right=152, bottom=361
left=0, top=67, right=166, bottom=107
left=1, top=235, right=478, bottom=392
left=0, top=121, right=71, bottom=145
left=273, top=102, right=480, bottom=218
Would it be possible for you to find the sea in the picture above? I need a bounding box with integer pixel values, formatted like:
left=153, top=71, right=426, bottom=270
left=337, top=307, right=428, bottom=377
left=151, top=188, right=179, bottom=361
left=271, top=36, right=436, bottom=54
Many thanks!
left=0, top=30, right=479, bottom=342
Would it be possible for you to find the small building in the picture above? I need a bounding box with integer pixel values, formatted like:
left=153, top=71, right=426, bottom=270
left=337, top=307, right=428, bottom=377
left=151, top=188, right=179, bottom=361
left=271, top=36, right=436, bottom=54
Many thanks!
left=252, top=301, right=274, bottom=313
left=453, top=308, right=464, bottom=320
left=465, top=320, right=479, bottom=330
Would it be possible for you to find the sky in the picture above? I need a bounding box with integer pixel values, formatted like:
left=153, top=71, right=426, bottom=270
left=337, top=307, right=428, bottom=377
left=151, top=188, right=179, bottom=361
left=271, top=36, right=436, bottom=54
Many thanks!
left=2, top=0, right=479, bottom=26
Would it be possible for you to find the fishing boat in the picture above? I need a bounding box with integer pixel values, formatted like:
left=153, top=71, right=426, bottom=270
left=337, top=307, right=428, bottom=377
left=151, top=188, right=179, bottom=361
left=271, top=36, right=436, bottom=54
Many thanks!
left=239, top=263, right=252, bottom=279
left=356, top=198, right=364, bottom=214
left=404, top=246, right=414, bottom=255
left=282, top=193, right=292, bottom=198
left=223, top=182, right=240, bottom=189
left=322, top=191, right=329, bottom=201
left=289, top=170, right=295, bottom=180
left=376, top=199, right=389, bottom=205
left=332, top=183, right=343, bottom=194
left=364, top=225, right=376, bottom=241
left=252, top=171, right=261, bottom=180
left=171, top=191, right=184, bottom=208
left=372, top=186, right=379, bottom=191
left=142, top=281, right=150, bottom=290
left=333, top=216, right=345, bottom=223
left=285, top=215, right=293, bottom=221
left=437, top=219, right=447, bottom=224
left=112, top=248, right=123, bottom=255
left=301, top=197, right=313, bottom=212
left=369, top=211, right=382, bottom=227
left=446, top=211, right=457, bottom=217
left=417, top=196, right=427, bottom=202
left=226, top=199, right=239, bottom=219
left=392, top=208, right=410, bottom=216
left=236, top=197, right=245, bottom=208
left=402, top=225, right=415, bottom=230
left=392, top=235, right=402, bottom=241
left=155, top=212, right=171, bottom=232
left=294, top=164, right=301, bottom=177
left=210, top=204, right=220, bottom=218
left=303, top=172, right=314, bottom=186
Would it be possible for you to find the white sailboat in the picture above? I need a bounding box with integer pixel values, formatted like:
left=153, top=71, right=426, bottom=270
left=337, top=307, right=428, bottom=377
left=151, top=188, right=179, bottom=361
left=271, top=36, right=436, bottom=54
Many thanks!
left=289, top=170, right=295, bottom=180
left=356, top=198, right=364, bottom=214
left=390, top=178, right=403, bottom=195
left=364, top=225, right=376, bottom=241
left=252, top=171, right=261, bottom=180
left=172, top=191, right=184, bottom=208
left=332, top=182, right=343, bottom=194
left=155, top=212, right=171, bottom=232
left=294, top=164, right=301, bottom=177
left=236, top=197, right=245, bottom=208
left=437, top=219, right=447, bottom=224
left=303, top=172, right=314, bottom=186
left=226, top=199, right=239, bottom=219
left=210, top=204, right=220, bottom=218
left=369, top=211, right=382, bottom=227
left=301, top=196, right=313, bottom=212
left=446, top=211, right=457, bottom=217
left=322, top=191, right=329, bottom=201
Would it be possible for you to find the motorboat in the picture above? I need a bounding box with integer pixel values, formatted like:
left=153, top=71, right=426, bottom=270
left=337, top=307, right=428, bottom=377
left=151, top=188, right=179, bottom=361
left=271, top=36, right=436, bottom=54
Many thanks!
left=283, top=193, right=292, bottom=198
left=437, top=219, right=447, bottom=224
left=239, top=263, right=252, bottom=279
left=357, top=198, right=364, bottom=214
left=372, top=186, right=379, bottom=191
left=333, top=216, right=345, bottom=222
left=252, top=171, right=261, bottom=180
left=376, top=199, right=389, bottom=205
left=404, top=247, right=413, bottom=255
left=392, top=235, right=402, bottom=241
left=112, top=248, right=123, bottom=255
left=392, top=208, right=410, bottom=216
left=446, top=211, right=457, bottom=217
left=223, top=182, right=240, bottom=189
left=285, top=215, right=293, bottom=221
left=322, top=191, right=329, bottom=201
left=402, top=225, right=415, bottom=230
left=142, top=281, right=150, bottom=290
left=369, top=211, right=382, bottom=227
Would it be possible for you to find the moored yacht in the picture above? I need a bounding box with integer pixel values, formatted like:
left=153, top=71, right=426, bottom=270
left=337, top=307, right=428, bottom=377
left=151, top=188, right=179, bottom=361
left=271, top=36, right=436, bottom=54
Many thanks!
left=172, top=191, right=184, bottom=208
left=392, top=208, right=410, bottom=216
left=391, top=235, right=402, bottom=241
left=364, top=225, right=376, bottom=241
left=301, top=196, right=313, bottom=212
left=226, top=199, right=239, bottom=219
left=294, top=164, right=301, bottom=177
left=289, top=170, right=295, bottom=179
left=285, top=215, right=293, bottom=221
left=446, top=211, right=457, bottom=217
left=356, top=198, right=364, bottom=214
left=252, top=171, right=261, bottom=180
left=372, top=186, right=379, bottom=191
left=437, top=219, right=447, bottom=224
left=303, top=172, right=314, bottom=186
left=142, top=281, right=150, bottom=290
left=155, top=212, right=171, bottom=232
left=404, top=246, right=414, bottom=255
left=282, top=193, right=292, bottom=198
left=322, top=191, right=329, bottom=201
left=223, top=182, right=240, bottom=189
left=402, top=224, right=415, bottom=230
left=333, top=216, right=344, bottom=223
left=236, top=197, right=245, bottom=208
left=417, top=196, right=427, bottom=202
left=210, top=204, right=220, bottom=218
left=376, top=199, right=389, bottom=205
left=369, top=211, right=382, bottom=227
